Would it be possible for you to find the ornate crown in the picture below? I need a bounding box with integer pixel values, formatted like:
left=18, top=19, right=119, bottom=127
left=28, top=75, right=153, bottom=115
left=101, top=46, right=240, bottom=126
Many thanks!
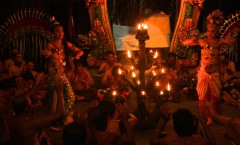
left=207, top=10, right=224, bottom=26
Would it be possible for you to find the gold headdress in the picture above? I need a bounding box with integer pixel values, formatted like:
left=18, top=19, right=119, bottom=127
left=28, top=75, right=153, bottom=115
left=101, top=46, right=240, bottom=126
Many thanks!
left=207, top=10, right=224, bottom=26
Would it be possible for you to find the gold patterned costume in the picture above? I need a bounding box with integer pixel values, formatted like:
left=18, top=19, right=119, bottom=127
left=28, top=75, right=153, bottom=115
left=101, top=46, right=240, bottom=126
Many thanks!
left=196, top=48, right=221, bottom=101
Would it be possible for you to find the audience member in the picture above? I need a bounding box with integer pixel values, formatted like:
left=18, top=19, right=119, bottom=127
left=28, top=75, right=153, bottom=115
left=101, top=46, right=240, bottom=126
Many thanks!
left=97, top=51, right=122, bottom=74
left=8, top=52, right=26, bottom=77
left=98, top=99, right=137, bottom=135
left=69, top=62, right=97, bottom=101
left=23, top=60, right=38, bottom=79
left=87, top=105, right=134, bottom=145
left=101, top=65, right=129, bottom=90
left=4, top=48, right=18, bottom=73
left=6, top=73, right=64, bottom=145
left=150, top=104, right=214, bottom=145
left=219, top=53, right=236, bottom=83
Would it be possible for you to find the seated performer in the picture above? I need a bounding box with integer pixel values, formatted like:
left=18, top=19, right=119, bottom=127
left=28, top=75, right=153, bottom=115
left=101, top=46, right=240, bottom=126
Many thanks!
left=101, top=65, right=129, bottom=90
left=150, top=104, right=214, bottom=145
left=97, top=51, right=122, bottom=74
left=8, top=52, right=26, bottom=77
left=69, top=62, right=97, bottom=101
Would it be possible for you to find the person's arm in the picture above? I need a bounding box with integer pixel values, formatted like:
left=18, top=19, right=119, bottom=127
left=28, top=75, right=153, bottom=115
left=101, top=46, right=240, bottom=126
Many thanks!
left=97, top=63, right=107, bottom=74
left=84, top=69, right=94, bottom=86
left=67, top=41, right=84, bottom=59
left=150, top=103, right=171, bottom=145
left=117, top=104, right=135, bottom=145
left=29, top=76, right=64, bottom=129
left=182, top=37, right=199, bottom=46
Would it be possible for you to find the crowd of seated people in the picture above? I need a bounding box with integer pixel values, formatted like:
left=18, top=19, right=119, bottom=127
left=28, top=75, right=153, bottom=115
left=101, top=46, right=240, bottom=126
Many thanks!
left=1, top=43, right=240, bottom=145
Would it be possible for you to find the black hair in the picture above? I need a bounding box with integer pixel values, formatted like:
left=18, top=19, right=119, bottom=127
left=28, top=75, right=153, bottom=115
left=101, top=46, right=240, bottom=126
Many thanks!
left=87, top=106, right=108, bottom=131
left=106, top=50, right=115, bottom=56
left=12, top=96, right=27, bottom=115
left=62, top=122, right=87, bottom=145
left=0, top=77, right=17, bottom=90
left=98, top=100, right=116, bottom=117
left=172, top=108, right=198, bottom=137
left=22, top=71, right=34, bottom=81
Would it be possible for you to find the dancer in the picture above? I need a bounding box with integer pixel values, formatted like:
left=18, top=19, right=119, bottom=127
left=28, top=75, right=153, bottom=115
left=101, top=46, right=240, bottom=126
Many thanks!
left=183, top=10, right=225, bottom=125
left=42, top=24, right=83, bottom=73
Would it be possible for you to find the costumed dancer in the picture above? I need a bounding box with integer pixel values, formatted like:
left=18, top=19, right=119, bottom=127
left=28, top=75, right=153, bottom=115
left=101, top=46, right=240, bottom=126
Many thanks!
left=183, top=10, right=225, bottom=125
left=47, top=52, right=75, bottom=125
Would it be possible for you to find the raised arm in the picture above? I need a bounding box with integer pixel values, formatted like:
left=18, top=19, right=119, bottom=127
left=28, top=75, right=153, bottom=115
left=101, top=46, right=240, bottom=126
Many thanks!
left=30, top=74, right=64, bottom=129
left=67, top=41, right=84, bottom=59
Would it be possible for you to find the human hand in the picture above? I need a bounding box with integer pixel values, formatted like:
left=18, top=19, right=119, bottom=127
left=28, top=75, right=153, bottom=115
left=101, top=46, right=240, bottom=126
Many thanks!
left=75, top=50, right=83, bottom=59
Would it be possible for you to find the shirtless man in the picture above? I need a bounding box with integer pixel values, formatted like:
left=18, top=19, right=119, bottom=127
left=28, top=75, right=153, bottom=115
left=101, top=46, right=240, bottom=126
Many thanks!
left=150, top=104, right=214, bottom=145
left=69, top=62, right=97, bottom=101
left=97, top=51, right=122, bottom=74
left=6, top=73, right=64, bottom=145
left=101, top=65, right=128, bottom=90
left=8, top=53, right=26, bottom=77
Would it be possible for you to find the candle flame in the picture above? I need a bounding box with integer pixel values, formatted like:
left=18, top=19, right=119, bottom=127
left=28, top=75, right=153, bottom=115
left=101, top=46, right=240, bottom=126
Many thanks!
left=167, top=83, right=171, bottom=91
left=141, top=91, right=146, bottom=95
left=137, top=80, right=140, bottom=85
left=161, top=68, right=165, bottom=73
left=127, top=50, right=132, bottom=58
left=137, top=23, right=148, bottom=29
left=155, top=81, right=160, bottom=86
left=160, top=91, right=164, bottom=95
left=112, top=90, right=117, bottom=96
left=152, top=70, right=156, bottom=76
left=118, top=68, right=122, bottom=75
left=131, top=65, right=134, bottom=70
left=153, top=51, right=158, bottom=58
left=132, top=72, right=136, bottom=78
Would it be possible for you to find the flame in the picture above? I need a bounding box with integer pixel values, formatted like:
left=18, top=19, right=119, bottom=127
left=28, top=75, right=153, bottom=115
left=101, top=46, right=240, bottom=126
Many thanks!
left=137, top=23, right=148, bottom=29
left=160, top=91, right=164, bottom=95
left=155, top=81, right=160, bottom=87
left=112, top=90, right=117, bottom=96
left=161, top=68, right=165, bottom=73
left=167, top=83, right=171, bottom=91
left=153, top=51, right=158, bottom=58
left=152, top=70, right=156, bottom=76
left=131, top=65, right=134, bottom=70
left=141, top=91, right=146, bottom=95
left=137, top=80, right=141, bottom=85
left=127, top=50, right=132, bottom=58
left=118, top=68, right=122, bottom=75
left=132, top=72, right=136, bottom=78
